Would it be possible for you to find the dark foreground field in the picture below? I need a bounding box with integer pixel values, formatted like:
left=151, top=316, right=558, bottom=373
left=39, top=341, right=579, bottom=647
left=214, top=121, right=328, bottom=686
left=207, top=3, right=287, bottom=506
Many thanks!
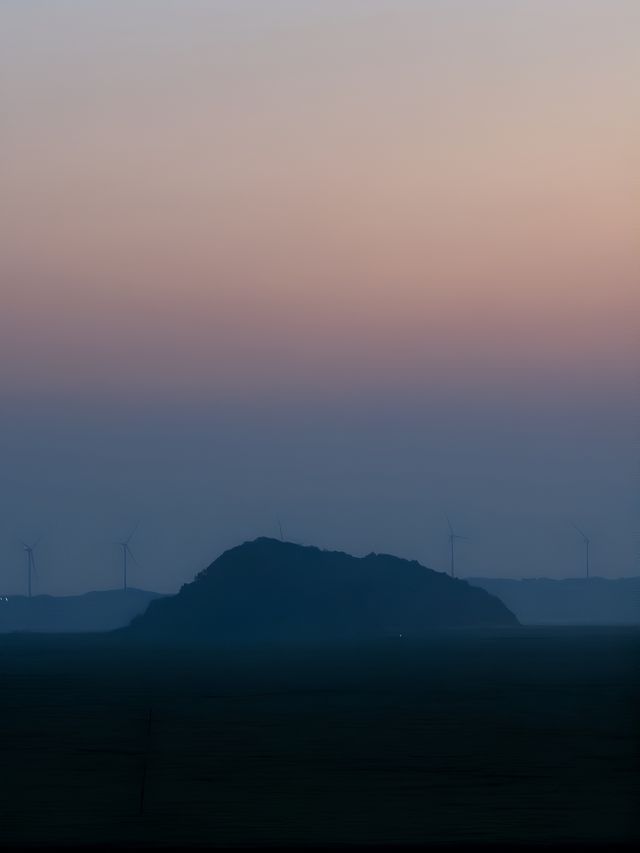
left=0, top=627, right=638, bottom=848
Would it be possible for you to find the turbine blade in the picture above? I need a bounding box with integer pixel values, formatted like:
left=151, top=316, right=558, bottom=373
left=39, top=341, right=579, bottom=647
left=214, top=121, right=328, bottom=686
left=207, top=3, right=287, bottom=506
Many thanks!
left=572, top=523, right=588, bottom=541
left=125, top=521, right=139, bottom=545
left=444, top=513, right=454, bottom=535
left=126, top=545, right=140, bottom=566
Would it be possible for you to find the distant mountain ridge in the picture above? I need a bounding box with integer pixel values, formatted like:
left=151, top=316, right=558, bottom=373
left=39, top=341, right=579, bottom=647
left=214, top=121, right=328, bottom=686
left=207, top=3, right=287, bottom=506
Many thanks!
left=127, top=538, right=517, bottom=643
left=0, top=588, right=164, bottom=634
left=468, top=577, right=640, bottom=625
left=4, top=563, right=635, bottom=636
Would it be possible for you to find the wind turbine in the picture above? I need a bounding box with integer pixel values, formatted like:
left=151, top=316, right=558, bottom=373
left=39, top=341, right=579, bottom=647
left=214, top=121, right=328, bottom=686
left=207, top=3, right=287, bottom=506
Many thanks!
left=573, top=523, right=590, bottom=579
left=20, top=538, right=40, bottom=598
left=277, top=517, right=285, bottom=542
left=445, top=514, right=468, bottom=578
left=117, top=524, right=139, bottom=592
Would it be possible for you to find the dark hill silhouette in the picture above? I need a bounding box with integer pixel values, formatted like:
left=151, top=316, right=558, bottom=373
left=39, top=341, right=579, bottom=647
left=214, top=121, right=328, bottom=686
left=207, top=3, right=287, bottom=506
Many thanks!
left=128, top=538, right=517, bottom=643
left=468, top=576, right=640, bottom=625
left=0, top=588, right=164, bottom=634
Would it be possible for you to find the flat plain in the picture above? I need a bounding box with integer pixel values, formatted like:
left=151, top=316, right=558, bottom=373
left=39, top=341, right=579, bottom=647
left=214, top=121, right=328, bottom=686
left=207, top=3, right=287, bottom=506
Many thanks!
left=0, top=627, right=638, bottom=847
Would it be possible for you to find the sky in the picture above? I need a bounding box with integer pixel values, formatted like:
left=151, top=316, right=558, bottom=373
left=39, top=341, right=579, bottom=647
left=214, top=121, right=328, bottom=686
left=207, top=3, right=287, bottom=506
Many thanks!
left=0, top=0, right=638, bottom=594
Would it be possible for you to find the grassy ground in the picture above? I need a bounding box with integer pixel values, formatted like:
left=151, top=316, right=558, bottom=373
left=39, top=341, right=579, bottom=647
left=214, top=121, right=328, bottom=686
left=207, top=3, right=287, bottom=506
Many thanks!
left=0, top=626, right=638, bottom=847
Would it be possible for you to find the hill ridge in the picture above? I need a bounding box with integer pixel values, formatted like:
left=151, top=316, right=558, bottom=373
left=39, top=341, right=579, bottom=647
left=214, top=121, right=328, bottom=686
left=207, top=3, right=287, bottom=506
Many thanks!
left=129, top=537, right=517, bottom=643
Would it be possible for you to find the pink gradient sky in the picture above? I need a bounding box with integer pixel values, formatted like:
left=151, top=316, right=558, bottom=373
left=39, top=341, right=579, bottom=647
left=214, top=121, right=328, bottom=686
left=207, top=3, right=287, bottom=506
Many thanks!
left=1, top=0, right=637, bottom=398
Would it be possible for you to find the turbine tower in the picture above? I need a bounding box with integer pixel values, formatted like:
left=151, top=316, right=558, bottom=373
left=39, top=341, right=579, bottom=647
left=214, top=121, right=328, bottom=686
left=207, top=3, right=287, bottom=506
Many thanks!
left=445, top=514, right=468, bottom=578
left=21, top=540, right=39, bottom=598
left=117, top=524, right=139, bottom=592
left=573, top=523, right=590, bottom=579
